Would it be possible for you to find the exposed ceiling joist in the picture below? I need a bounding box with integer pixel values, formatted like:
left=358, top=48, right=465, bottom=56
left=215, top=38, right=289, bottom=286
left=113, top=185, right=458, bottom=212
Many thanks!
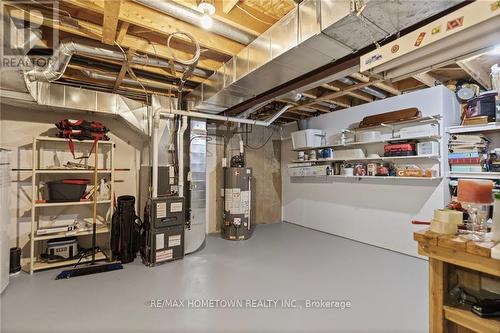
left=287, top=109, right=312, bottom=117
left=287, top=80, right=382, bottom=112
left=79, top=56, right=206, bottom=83
left=412, top=72, right=439, bottom=87
left=62, top=70, right=176, bottom=98
left=7, top=6, right=222, bottom=72
left=318, top=80, right=382, bottom=103
left=61, top=0, right=245, bottom=56
left=224, top=58, right=360, bottom=116
left=223, top=0, right=240, bottom=13
left=394, top=78, right=427, bottom=92
left=102, top=0, right=122, bottom=45
left=66, top=63, right=184, bottom=91
left=276, top=99, right=298, bottom=106
left=303, top=104, right=331, bottom=113
left=278, top=114, right=302, bottom=121
left=457, top=59, right=492, bottom=90
left=116, top=21, right=130, bottom=44
left=349, top=73, right=401, bottom=95
left=171, top=0, right=275, bottom=36
left=242, top=0, right=295, bottom=20
left=323, top=99, right=350, bottom=109
left=322, top=82, right=373, bottom=103
left=302, top=92, right=317, bottom=99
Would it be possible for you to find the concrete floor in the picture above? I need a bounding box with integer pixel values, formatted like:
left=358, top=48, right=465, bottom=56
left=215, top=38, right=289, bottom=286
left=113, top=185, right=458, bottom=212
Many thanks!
left=1, top=222, right=428, bottom=333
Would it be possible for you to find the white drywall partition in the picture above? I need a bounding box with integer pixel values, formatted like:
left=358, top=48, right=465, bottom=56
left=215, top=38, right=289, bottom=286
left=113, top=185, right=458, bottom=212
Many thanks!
left=0, top=103, right=144, bottom=261
left=281, top=86, right=460, bottom=257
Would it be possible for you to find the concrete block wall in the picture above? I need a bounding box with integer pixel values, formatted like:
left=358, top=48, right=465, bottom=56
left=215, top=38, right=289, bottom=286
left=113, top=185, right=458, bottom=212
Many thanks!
left=206, top=124, right=282, bottom=233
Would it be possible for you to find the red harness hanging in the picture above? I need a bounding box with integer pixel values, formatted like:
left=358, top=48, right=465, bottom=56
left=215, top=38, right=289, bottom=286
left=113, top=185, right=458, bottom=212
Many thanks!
left=55, top=119, right=110, bottom=159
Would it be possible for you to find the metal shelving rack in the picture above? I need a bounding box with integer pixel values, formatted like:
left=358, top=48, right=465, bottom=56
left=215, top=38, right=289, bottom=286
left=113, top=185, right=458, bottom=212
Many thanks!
left=27, top=137, right=115, bottom=274
left=446, top=123, right=500, bottom=180
left=289, top=115, right=443, bottom=180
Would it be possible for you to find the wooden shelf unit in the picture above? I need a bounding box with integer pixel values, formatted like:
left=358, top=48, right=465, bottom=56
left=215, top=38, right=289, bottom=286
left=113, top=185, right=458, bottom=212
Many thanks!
left=31, top=251, right=108, bottom=272
left=444, top=305, right=500, bottom=333
left=33, top=200, right=112, bottom=208
left=26, top=137, right=115, bottom=274
left=34, top=169, right=113, bottom=174
left=414, top=229, right=500, bottom=332
left=33, top=225, right=110, bottom=241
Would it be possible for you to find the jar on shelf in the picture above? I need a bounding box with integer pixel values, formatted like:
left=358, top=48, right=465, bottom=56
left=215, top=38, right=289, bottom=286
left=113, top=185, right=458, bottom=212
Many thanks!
left=309, top=150, right=317, bottom=160
left=354, top=163, right=367, bottom=176
left=297, top=151, right=305, bottom=161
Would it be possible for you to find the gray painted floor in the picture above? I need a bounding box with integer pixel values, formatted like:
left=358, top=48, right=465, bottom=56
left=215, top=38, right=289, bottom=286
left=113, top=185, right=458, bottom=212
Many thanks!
left=1, top=222, right=428, bottom=333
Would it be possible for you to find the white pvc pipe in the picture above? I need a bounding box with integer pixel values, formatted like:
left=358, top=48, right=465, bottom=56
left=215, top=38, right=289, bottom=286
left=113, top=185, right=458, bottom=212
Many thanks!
left=152, top=105, right=289, bottom=200
left=178, top=116, right=188, bottom=198
left=157, top=105, right=291, bottom=127
left=152, top=106, right=160, bottom=198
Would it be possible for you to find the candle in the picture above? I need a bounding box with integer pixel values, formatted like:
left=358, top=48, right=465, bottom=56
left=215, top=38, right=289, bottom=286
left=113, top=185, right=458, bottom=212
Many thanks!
left=457, top=179, right=494, bottom=204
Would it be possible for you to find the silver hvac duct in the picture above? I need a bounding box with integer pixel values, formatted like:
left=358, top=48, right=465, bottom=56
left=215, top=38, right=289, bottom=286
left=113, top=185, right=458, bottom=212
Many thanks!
left=337, top=77, right=386, bottom=99
left=80, top=70, right=176, bottom=90
left=133, top=0, right=255, bottom=45
left=190, top=0, right=463, bottom=113
left=25, top=38, right=212, bottom=82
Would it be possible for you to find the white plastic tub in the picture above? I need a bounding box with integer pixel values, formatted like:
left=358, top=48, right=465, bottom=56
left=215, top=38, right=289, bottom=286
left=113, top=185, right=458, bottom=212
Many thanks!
left=291, top=129, right=325, bottom=149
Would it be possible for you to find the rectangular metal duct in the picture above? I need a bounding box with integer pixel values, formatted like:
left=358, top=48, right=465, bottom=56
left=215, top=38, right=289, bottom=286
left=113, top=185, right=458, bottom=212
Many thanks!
left=27, top=81, right=153, bottom=135
left=189, top=0, right=463, bottom=114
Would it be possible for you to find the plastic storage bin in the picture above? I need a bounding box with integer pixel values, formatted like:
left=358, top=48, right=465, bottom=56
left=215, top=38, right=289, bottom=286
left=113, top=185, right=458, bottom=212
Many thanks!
left=291, top=129, right=325, bottom=149
left=47, top=179, right=89, bottom=202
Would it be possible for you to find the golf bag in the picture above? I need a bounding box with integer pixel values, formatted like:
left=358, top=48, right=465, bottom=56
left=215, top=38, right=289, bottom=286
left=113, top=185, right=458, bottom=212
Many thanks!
left=111, top=196, right=141, bottom=264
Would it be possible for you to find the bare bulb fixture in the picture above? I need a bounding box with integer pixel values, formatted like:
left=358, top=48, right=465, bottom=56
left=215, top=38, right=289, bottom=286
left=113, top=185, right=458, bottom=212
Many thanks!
left=197, top=0, right=215, bottom=29
left=200, top=14, right=213, bottom=29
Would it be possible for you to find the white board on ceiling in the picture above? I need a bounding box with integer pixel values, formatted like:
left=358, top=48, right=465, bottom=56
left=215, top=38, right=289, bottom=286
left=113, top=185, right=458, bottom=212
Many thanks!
left=281, top=86, right=460, bottom=257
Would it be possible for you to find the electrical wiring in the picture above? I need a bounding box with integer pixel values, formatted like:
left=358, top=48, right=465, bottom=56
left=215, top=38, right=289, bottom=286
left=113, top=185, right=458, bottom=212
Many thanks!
left=235, top=4, right=274, bottom=26
left=244, top=126, right=278, bottom=150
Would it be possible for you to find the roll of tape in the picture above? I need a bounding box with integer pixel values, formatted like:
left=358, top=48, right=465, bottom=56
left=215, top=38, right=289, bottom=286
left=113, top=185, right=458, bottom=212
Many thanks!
left=434, top=209, right=463, bottom=224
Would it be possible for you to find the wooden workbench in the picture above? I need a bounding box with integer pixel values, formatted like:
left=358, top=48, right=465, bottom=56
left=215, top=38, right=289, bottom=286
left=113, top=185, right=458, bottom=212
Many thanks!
left=414, top=229, right=500, bottom=333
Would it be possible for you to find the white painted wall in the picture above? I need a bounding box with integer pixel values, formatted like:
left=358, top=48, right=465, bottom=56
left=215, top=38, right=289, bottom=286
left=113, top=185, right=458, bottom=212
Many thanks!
left=281, top=86, right=460, bottom=257
left=0, top=102, right=145, bottom=259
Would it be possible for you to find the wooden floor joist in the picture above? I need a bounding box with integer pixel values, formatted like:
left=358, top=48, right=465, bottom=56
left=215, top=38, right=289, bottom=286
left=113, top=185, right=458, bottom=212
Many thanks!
left=322, top=82, right=373, bottom=103
left=102, top=0, right=121, bottom=45
left=287, top=80, right=381, bottom=113
left=61, top=0, right=245, bottom=57
left=6, top=5, right=222, bottom=73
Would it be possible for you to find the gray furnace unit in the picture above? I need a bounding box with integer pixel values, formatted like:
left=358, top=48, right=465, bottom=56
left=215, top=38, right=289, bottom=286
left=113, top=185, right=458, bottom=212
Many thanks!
left=222, top=167, right=255, bottom=240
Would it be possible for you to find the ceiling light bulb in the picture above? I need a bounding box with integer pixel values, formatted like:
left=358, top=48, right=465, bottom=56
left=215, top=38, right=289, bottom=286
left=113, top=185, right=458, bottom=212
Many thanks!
left=201, top=14, right=213, bottom=29
left=197, top=0, right=215, bottom=15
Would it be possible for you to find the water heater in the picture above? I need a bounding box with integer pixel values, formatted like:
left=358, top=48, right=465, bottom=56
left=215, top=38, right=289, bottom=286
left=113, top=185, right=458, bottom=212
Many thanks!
left=222, top=166, right=255, bottom=240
